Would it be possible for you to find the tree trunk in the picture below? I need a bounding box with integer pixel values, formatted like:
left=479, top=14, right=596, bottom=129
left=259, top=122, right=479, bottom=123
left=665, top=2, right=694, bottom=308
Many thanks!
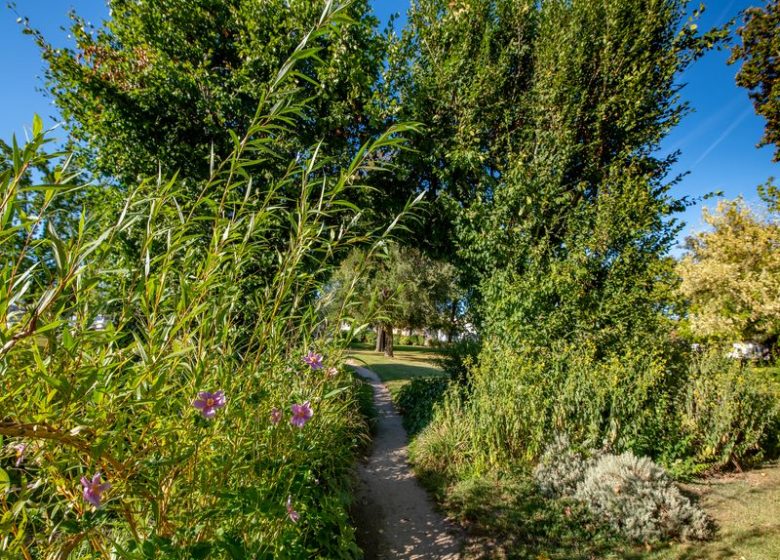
left=375, top=326, right=384, bottom=353
left=448, top=300, right=457, bottom=342
left=384, top=323, right=394, bottom=358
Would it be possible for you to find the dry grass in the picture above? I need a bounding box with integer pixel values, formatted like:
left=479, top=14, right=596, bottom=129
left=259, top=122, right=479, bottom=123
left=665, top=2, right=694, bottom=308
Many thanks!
left=644, top=463, right=780, bottom=560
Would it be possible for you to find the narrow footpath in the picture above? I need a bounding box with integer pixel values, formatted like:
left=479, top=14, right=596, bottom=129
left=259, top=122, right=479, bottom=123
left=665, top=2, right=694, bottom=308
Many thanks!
left=350, top=364, right=462, bottom=560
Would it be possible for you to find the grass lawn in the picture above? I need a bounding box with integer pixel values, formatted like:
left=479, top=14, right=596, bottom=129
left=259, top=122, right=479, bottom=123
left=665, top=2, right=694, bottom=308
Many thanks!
left=346, top=343, right=446, bottom=396
left=440, top=463, right=780, bottom=560
left=644, top=463, right=780, bottom=560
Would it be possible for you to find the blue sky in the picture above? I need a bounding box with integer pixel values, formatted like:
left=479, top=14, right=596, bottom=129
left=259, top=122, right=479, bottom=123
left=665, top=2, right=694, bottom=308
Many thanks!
left=1, top=1, right=777, bottom=250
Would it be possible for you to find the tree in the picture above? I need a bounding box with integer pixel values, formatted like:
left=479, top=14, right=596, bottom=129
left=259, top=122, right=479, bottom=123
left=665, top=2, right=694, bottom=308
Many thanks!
left=391, top=0, right=725, bottom=350
left=730, top=0, right=780, bottom=161
left=26, top=0, right=386, bottom=185
left=677, top=183, right=780, bottom=344
left=325, top=244, right=459, bottom=357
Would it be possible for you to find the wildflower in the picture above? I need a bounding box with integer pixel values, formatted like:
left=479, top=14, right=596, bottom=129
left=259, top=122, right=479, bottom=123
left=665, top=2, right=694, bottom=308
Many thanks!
left=303, top=351, right=324, bottom=370
left=12, top=443, right=26, bottom=467
left=286, top=495, right=300, bottom=523
left=326, top=366, right=338, bottom=378
left=290, top=401, right=313, bottom=428
left=192, top=390, right=226, bottom=419
left=81, top=473, right=110, bottom=508
left=270, top=407, right=282, bottom=425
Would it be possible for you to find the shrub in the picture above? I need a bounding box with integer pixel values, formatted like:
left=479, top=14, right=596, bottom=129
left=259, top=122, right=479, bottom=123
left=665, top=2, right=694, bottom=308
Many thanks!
left=0, top=22, right=419, bottom=558
left=409, top=390, right=473, bottom=481
left=533, top=435, right=596, bottom=498
left=575, top=452, right=712, bottom=543
left=680, top=349, right=780, bottom=470
left=354, top=377, right=378, bottom=438
left=400, top=335, right=415, bottom=346
left=434, top=337, right=480, bottom=386
left=415, top=336, right=779, bottom=480
left=416, top=339, right=681, bottom=473
left=393, top=376, right=450, bottom=436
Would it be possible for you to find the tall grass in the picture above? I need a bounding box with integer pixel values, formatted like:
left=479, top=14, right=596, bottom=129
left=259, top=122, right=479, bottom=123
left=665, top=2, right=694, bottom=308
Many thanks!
left=0, top=4, right=418, bottom=557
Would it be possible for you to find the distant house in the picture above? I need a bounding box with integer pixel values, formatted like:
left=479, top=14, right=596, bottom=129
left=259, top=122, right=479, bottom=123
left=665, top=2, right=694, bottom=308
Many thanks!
left=727, top=342, right=770, bottom=361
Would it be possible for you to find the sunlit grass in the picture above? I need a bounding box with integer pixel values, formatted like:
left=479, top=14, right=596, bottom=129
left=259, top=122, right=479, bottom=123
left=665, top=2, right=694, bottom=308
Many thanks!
left=644, top=462, right=780, bottom=560
left=347, top=343, right=446, bottom=396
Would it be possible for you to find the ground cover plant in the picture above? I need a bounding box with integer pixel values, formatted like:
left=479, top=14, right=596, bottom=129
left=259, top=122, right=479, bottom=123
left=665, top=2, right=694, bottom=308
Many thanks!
left=0, top=7, right=420, bottom=557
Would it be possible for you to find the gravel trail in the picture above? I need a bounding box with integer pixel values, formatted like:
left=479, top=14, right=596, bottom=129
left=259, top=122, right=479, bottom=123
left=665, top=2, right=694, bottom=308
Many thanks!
left=350, top=364, right=462, bottom=560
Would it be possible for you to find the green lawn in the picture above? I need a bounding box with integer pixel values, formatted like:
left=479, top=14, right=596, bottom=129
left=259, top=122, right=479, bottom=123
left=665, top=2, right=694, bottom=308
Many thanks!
left=346, top=343, right=446, bottom=395
left=644, top=463, right=780, bottom=560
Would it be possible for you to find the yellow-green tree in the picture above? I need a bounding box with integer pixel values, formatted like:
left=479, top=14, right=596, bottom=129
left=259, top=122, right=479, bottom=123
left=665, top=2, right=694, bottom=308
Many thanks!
left=678, top=184, right=780, bottom=343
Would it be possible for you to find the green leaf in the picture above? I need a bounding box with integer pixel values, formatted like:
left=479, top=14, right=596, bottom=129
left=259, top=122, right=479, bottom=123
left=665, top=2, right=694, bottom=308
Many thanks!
left=32, top=114, right=43, bottom=137
left=0, top=468, right=10, bottom=493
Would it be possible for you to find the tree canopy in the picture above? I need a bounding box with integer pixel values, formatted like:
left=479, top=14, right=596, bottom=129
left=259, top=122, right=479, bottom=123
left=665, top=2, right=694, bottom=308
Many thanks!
left=31, top=0, right=386, bottom=184
left=326, top=244, right=459, bottom=356
left=391, top=0, right=725, bottom=350
left=731, top=0, right=780, bottom=161
left=678, top=183, right=780, bottom=344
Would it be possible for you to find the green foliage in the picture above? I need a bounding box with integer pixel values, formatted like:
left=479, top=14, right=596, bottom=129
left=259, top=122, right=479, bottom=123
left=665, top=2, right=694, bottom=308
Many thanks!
left=412, top=339, right=779, bottom=483
left=414, top=341, right=677, bottom=475
left=730, top=0, right=780, bottom=161
left=28, top=0, right=386, bottom=184
left=0, top=13, right=419, bottom=555
left=391, top=0, right=726, bottom=327
left=680, top=350, right=780, bottom=470
left=434, top=337, right=480, bottom=386
left=325, top=244, right=459, bottom=355
left=441, top=475, right=628, bottom=560
left=576, top=452, right=712, bottom=543
left=393, top=377, right=450, bottom=437
left=353, top=377, right=378, bottom=438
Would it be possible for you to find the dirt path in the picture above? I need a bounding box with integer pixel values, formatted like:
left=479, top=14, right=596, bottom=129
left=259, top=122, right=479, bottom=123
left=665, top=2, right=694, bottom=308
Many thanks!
left=350, top=364, right=462, bottom=560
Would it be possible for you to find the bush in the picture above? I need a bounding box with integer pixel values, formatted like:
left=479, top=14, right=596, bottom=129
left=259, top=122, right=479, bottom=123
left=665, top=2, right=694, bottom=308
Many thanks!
left=0, top=31, right=418, bottom=558
left=680, top=350, right=780, bottom=470
left=414, top=337, right=780, bottom=481
left=533, top=435, right=596, bottom=498
left=575, top=452, right=712, bottom=543
left=415, top=340, right=681, bottom=474
left=435, top=337, right=480, bottom=386
left=363, top=330, right=377, bottom=347
left=394, top=377, right=450, bottom=437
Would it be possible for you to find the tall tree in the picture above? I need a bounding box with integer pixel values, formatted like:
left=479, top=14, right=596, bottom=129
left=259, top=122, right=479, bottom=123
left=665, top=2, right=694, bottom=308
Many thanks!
left=730, top=0, right=780, bottom=161
left=27, top=0, right=386, bottom=184
left=678, top=183, right=780, bottom=344
left=391, top=0, right=725, bottom=349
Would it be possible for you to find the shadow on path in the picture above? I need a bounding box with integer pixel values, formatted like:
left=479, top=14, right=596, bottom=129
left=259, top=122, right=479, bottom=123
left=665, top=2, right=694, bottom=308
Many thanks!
left=350, top=363, right=462, bottom=560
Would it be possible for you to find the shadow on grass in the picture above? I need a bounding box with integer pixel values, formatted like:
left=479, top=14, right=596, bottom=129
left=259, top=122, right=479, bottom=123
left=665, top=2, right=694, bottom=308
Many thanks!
left=431, top=475, right=632, bottom=560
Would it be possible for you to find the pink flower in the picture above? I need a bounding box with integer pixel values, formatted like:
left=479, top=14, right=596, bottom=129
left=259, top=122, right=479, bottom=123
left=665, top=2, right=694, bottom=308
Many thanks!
left=326, top=366, right=338, bottom=378
left=81, top=472, right=110, bottom=508
left=290, top=401, right=313, bottom=428
left=286, top=495, right=300, bottom=523
left=192, top=390, right=226, bottom=419
left=12, top=443, right=26, bottom=467
left=270, top=407, right=282, bottom=425
left=303, top=351, right=324, bottom=370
